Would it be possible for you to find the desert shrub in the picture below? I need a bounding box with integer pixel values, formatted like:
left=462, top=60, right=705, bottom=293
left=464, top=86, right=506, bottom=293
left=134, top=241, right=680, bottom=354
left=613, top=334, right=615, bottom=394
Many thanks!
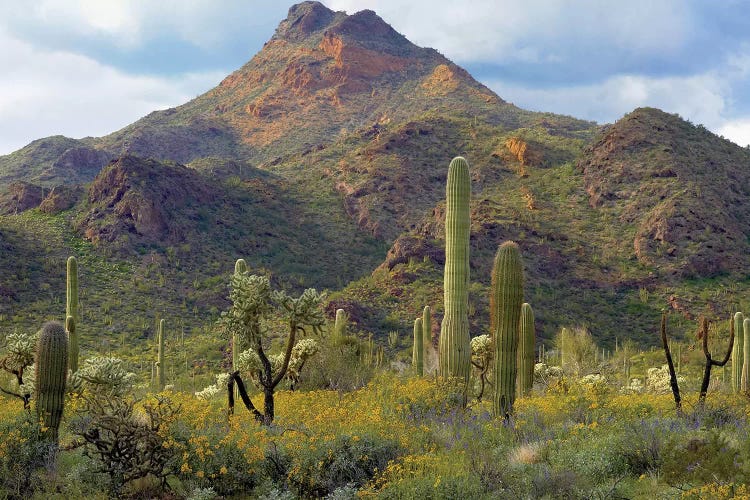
left=287, top=432, right=402, bottom=497
left=612, top=418, right=671, bottom=476
left=661, top=428, right=744, bottom=489
left=68, top=393, right=182, bottom=496
left=361, top=452, right=484, bottom=499
left=0, top=409, right=51, bottom=497
left=302, top=334, right=374, bottom=392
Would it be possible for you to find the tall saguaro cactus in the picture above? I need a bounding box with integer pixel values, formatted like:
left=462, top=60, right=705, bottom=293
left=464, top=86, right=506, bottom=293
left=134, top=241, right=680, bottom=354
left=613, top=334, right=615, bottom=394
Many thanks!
left=233, top=259, right=248, bottom=377
left=413, top=318, right=424, bottom=376
left=438, top=157, right=471, bottom=384
left=156, top=319, right=166, bottom=391
left=36, top=321, right=68, bottom=443
left=743, top=318, right=750, bottom=393
left=732, top=312, right=744, bottom=393
left=66, top=256, right=79, bottom=373
left=491, top=241, right=524, bottom=418
left=516, top=302, right=535, bottom=397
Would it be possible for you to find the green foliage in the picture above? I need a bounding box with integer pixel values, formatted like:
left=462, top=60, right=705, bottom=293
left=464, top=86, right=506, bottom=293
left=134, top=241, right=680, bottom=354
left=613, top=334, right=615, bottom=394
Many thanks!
left=438, top=156, right=471, bottom=384
left=492, top=241, right=524, bottom=418
left=0, top=410, right=51, bottom=497
left=35, top=320, right=68, bottom=443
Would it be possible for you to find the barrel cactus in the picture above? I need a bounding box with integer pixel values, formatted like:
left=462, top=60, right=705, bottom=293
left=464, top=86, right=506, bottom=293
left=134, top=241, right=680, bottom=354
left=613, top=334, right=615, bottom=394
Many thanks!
left=413, top=318, right=424, bottom=376
left=35, top=321, right=68, bottom=443
left=516, top=302, right=535, bottom=397
left=438, top=157, right=471, bottom=385
left=66, top=256, right=79, bottom=373
left=491, top=241, right=524, bottom=418
left=732, top=312, right=744, bottom=393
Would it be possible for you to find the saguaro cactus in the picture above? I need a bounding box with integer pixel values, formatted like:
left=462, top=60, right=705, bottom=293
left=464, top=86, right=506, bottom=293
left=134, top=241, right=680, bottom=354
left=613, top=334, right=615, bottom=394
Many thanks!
left=732, top=312, right=744, bottom=393
left=36, top=321, right=68, bottom=443
left=413, top=318, right=424, bottom=376
left=422, top=305, right=432, bottom=352
left=66, top=256, right=79, bottom=373
left=491, top=241, right=524, bottom=418
left=516, top=302, right=535, bottom=397
left=438, top=157, right=471, bottom=384
left=156, top=319, right=166, bottom=391
left=743, top=318, right=750, bottom=392
left=233, top=259, right=248, bottom=378
left=334, top=308, right=347, bottom=339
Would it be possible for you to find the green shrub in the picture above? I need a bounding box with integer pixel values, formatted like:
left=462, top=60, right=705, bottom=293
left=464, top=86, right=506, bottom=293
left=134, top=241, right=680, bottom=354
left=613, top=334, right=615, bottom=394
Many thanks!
left=0, top=411, right=51, bottom=497
left=287, top=433, right=402, bottom=498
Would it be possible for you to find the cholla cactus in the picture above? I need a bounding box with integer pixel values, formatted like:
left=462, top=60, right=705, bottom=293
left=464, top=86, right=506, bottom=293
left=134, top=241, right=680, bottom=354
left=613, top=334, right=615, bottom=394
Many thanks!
left=1, top=330, right=39, bottom=407
left=470, top=334, right=493, bottom=400
left=195, top=373, right=231, bottom=400
left=237, top=338, right=319, bottom=390
left=70, top=356, right=137, bottom=396
left=645, top=365, right=686, bottom=394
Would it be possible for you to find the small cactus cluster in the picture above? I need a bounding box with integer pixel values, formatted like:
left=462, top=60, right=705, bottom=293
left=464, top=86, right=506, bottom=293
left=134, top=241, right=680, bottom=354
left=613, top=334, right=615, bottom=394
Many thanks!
left=434, top=157, right=534, bottom=416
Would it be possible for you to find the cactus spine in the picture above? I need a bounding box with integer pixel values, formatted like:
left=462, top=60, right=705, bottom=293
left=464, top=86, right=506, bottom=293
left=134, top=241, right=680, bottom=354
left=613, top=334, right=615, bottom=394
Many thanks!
left=156, top=319, right=165, bottom=391
left=491, top=241, right=524, bottom=418
left=732, top=312, right=744, bottom=393
left=66, top=256, right=79, bottom=373
left=438, top=157, right=471, bottom=384
left=413, top=318, right=424, bottom=376
left=516, top=302, right=535, bottom=397
left=36, top=321, right=68, bottom=443
left=743, top=318, right=750, bottom=392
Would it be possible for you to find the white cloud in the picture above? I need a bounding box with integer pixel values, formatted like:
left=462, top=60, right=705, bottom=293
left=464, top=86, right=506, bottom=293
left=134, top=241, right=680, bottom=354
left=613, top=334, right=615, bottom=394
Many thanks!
left=0, top=30, right=223, bottom=155
left=719, top=120, right=750, bottom=148
left=323, top=0, right=691, bottom=64
left=485, top=73, right=728, bottom=127
left=2, top=1, right=285, bottom=50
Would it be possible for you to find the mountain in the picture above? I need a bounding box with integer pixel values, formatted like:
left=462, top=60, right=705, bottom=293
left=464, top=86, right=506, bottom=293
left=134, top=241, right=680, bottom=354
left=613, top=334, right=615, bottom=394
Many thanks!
left=1, top=2, right=749, bottom=356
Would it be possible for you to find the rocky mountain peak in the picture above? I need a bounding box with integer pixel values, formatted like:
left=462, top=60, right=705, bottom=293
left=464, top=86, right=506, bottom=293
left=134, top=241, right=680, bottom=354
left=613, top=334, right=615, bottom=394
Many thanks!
left=273, top=1, right=338, bottom=41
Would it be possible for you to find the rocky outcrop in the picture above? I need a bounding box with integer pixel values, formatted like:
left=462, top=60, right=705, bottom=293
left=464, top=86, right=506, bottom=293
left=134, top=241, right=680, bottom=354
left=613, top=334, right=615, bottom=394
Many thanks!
left=0, top=182, right=44, bottom=214
left=39, top=185, right=83, bottom=214
left=79, top=155, right=213, bottom=245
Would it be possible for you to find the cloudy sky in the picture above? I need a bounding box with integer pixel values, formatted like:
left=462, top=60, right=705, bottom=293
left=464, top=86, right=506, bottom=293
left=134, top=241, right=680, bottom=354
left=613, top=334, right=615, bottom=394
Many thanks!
left=2, top=0, right=750, bottom=155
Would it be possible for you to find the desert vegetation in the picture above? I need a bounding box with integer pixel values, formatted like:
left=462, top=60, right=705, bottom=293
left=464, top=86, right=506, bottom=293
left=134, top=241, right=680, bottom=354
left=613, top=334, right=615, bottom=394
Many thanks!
left=2, top=156, right=750, bottom=500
